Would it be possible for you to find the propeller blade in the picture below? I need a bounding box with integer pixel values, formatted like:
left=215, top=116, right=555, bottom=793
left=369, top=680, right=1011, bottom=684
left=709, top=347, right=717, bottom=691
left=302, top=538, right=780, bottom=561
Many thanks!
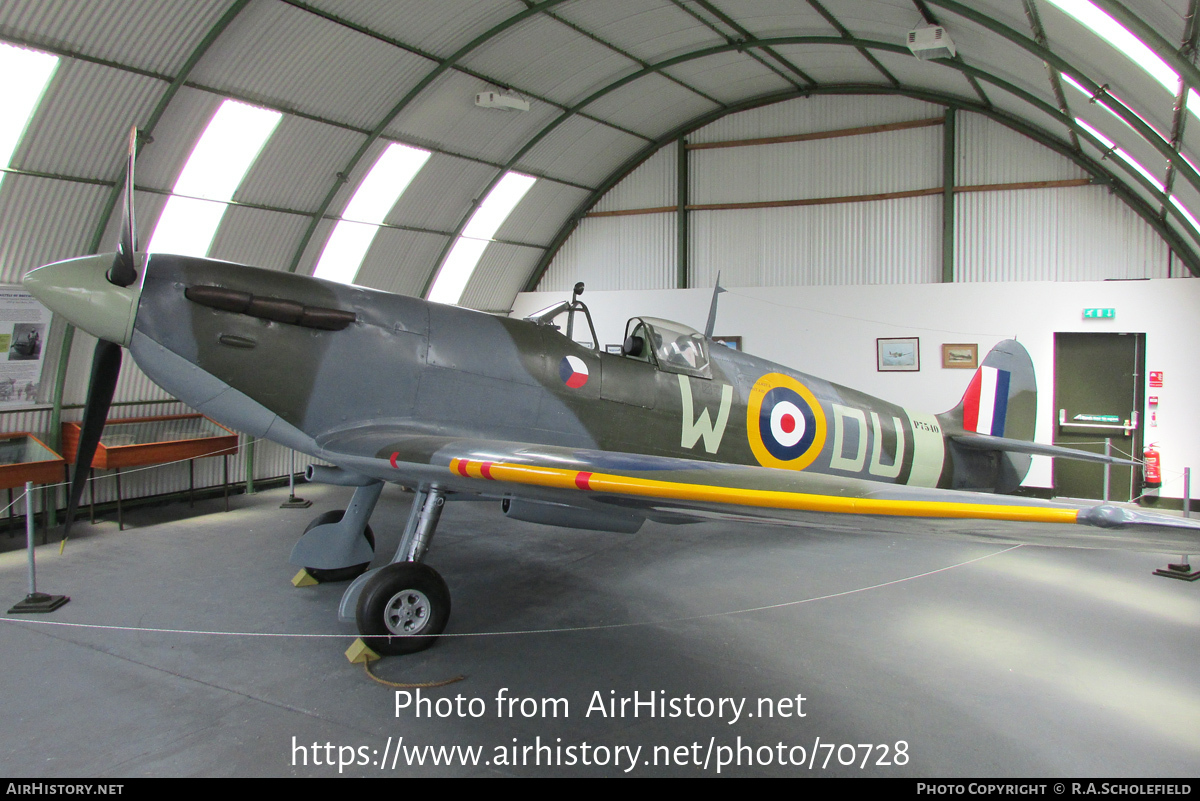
left=64, top=339, right=123, bottom=538
left=107, top=126, right=138, bottom=288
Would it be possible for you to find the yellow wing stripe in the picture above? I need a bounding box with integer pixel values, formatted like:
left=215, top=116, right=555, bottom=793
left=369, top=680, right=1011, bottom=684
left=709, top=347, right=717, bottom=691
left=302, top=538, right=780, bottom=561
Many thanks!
left=448, top=459, right=1080, bottom=525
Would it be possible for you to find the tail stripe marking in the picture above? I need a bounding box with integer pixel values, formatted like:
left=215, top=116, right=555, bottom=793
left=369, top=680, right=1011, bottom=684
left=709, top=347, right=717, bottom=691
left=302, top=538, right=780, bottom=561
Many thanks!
left=963, top=365, right=1012, bottom=436
left=991, top=369, right=1010, bottom=436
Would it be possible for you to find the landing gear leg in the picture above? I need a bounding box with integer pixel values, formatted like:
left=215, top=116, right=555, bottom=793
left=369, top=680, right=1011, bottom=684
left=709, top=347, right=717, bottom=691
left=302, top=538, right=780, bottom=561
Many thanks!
left=344, top=486, right=451, bottom=655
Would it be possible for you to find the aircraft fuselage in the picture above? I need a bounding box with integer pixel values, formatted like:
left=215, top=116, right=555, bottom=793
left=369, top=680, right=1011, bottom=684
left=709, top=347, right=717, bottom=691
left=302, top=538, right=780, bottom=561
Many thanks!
left=126, top=256, right=1025, bottom=494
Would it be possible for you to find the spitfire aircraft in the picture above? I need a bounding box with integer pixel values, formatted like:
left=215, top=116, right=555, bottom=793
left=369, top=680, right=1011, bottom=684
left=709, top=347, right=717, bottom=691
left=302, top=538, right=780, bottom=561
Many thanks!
left=23, top=131, right=1200, bottom=656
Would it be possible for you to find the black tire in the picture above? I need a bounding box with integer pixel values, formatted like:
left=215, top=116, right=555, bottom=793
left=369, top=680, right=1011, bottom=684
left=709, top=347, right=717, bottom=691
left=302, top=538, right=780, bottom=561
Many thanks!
left=356, top=562, right=451, bottom=656
left=303, top=510, right=375, bottom=583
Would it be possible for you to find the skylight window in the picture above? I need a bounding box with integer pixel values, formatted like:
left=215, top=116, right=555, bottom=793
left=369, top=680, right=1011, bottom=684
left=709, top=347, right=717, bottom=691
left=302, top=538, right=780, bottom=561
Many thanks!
left=313, top=142, right=431, bottom=285
left=1074, top=117, right=1165, bottom=190
left=427, top=171, right=536, bottom=305
left=0, top=43, right=59, bottom=192
left=147, top=99, right=281, bottom=256
left=1045, top=0, right=1178, bottom=94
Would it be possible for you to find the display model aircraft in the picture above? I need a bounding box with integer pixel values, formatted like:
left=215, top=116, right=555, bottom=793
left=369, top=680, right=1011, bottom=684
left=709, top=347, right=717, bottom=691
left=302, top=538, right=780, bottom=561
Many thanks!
left=23, top=130, right=1200, bottom=656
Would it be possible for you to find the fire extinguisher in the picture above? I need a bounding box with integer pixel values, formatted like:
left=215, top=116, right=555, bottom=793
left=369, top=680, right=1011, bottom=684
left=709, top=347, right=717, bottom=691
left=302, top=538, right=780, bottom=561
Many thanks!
left=1143, top=443, right=1162, bottom=495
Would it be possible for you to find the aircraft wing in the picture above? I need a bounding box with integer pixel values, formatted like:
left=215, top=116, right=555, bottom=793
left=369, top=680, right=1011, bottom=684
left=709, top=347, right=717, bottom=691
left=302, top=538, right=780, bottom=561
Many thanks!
left=314, top=427, right=1200, bottom=554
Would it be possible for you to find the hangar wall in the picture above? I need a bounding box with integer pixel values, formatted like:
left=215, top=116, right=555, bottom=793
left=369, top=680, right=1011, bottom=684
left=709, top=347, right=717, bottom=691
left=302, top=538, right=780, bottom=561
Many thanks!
left=512, top=277, right=1200, bottom=503
left=539, top=95, right=1179, bottom=292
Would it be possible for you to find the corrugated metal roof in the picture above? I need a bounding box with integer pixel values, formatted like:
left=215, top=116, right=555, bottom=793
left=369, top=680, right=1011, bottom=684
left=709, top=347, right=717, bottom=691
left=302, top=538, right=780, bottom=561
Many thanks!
left=554, top=0, right=725, bottom=63
left=1, top=0, right=1197, bottom=323
left=190, top=0, right=437, bottom=131
left=307, top=0, right=525, bottom=60
left=659, top=50, right=793, bottom=105
left=459, top=241, right=543, bottom=311
left=495, top=180, right=591, bottom=246
left=206, top=204, right=310, bottom=271
left=0, top=175, right=105, bottom=283
left=12, top=59, right=162, bottom=181
left=765, top=44, right=893, bottom=86
left=516, top=115, right=647, bottom=188
left=0, top=0, right=233, bottom=75
left=128, top=86, right=224, bottom=192
left=234, top=115, right=366, bottom=212
left=459, top=12, right=639, bottom=108
left=353, top=227, right=449, bottom=296
left=385, top=69, right=563, bottom=168
left=383, top=154, right=496, bottom=234
left=584, top=72, right=720, bottom=139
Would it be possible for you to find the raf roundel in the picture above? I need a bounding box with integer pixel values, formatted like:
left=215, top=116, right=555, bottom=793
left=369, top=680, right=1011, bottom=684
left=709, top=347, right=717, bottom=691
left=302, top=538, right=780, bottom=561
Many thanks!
left=747, top=373, right=827, bottom=471
left=559, top=355, right=589, bottom=388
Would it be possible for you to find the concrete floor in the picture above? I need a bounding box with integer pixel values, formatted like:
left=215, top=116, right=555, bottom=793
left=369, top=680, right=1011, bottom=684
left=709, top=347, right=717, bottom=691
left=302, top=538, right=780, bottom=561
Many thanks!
left=1, top=482, right=1197, bottom=777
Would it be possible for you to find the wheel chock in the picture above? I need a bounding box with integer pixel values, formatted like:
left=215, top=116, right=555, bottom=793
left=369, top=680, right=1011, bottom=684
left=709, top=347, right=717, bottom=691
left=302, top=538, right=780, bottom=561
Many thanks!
left=346, top=638, right=381, bottom=664
left=291, top=568, right=319, bottom=587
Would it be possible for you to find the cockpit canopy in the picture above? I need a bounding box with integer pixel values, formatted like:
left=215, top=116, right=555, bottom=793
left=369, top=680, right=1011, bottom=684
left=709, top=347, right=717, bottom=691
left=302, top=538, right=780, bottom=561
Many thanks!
left=622, top=317, right=711, bottom=378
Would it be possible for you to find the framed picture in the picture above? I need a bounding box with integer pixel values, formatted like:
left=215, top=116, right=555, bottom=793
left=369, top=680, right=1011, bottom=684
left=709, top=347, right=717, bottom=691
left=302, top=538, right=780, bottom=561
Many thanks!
left=877, top=337, right=919, bottom=372
left=711, top=335, right=742, bottom=351
left=941, top=343, right=978, bottom=369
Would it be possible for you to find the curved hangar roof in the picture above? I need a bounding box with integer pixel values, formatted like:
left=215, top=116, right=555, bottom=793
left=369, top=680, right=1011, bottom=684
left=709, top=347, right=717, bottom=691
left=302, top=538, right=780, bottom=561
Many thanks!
left=2, top=0, right=1200, bottom=310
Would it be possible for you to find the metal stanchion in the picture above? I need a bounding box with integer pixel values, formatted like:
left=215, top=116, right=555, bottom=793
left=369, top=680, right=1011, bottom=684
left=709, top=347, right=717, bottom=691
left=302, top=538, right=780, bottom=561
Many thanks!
left=1153, top=467, right=1198, bottom=580
left=8, top=482, right=69, bottom=614
left=1102, top=439, right=1111, bottom=503
left=280, top=449, right=312, bottom=509
left=1185, top=467, right=1192, bottom=519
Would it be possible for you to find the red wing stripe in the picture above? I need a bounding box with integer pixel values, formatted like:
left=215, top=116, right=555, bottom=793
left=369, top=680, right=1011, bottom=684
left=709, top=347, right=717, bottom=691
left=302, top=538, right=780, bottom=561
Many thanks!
left=456, top=459, right=471, bottom=477
left=575, top=471, right=593, bottom=490
left=480, top=462, right=494, bottom=480
left=390, top=452, right=399, bottom=469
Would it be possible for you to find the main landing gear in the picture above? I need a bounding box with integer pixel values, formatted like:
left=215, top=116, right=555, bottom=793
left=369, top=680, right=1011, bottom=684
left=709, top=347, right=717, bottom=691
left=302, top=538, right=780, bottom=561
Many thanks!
left=297, top=484, right=450, bottom=656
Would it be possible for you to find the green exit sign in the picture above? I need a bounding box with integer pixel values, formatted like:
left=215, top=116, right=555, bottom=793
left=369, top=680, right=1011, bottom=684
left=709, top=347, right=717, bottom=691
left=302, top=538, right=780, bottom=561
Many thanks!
left=1083, top=308, right=1115, bottom=319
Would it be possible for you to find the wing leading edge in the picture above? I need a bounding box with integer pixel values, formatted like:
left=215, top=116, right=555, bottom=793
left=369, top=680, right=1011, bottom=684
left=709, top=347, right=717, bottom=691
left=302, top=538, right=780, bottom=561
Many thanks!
left=313, top=427, right=1200, bottom=554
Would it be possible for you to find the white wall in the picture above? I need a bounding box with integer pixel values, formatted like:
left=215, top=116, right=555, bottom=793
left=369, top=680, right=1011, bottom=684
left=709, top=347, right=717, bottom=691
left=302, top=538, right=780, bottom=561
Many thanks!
left=513, top=277, right=1200, bottom=501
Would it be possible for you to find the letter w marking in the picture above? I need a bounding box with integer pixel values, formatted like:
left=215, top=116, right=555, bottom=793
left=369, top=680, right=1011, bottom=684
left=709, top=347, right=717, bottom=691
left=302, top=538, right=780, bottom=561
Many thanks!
left=678, top=375, right=733, bottom=454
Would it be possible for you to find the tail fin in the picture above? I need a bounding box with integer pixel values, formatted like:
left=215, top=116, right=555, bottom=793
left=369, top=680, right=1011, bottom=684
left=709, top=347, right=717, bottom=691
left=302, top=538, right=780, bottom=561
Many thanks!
left=940, top=340, right=1037, bottom=492
left=946, top=339, right=1036, bottom=441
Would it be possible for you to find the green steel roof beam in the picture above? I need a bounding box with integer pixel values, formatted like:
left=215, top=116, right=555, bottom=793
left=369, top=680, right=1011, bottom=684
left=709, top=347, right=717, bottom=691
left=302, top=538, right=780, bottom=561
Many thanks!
left=47, top=0, right=252, bottom=483
left=284, top=0, right=580, bottom=275
left=922, top=0, right=1200, bottom=201
left=85, top=0, right=253, bottom=255
left=524, top=79, right=1200, bottom=290
left=912, top=0, right=992, bottom=107
left=485, top=36, right=1196, bottom=296
left=1160, top=0, right=1200, bottom=212
left=1020, top=0, right=1082, bottom=151
left=1087, top=0, right=1200, bottom=95
left=688, top=0, right=818, bottom=88
left=282, top=0, right=653, bottom=144
left=528, top=2, right=729, bottom=109
left=0, top=31, right=598, bottom=193
left=806, top=0, right=900, bottom=86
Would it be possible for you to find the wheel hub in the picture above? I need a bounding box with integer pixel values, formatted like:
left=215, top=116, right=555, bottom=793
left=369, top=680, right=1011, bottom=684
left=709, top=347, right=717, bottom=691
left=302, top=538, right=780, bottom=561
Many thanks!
left=383, top=588, right=431, bottom=635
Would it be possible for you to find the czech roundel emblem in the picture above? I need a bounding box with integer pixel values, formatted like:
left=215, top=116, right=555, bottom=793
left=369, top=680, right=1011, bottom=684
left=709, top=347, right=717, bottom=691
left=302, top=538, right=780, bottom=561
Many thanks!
left=559, top=355, right=589, bottom=388
left=747, top=373, right=827, bottom=470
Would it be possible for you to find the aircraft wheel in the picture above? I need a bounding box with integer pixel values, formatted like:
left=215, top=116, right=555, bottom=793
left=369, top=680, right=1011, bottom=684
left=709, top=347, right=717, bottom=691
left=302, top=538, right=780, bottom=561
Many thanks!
left=303, top=510, right=375, bottom=583
left=356, top=562, right=451, bottom=656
